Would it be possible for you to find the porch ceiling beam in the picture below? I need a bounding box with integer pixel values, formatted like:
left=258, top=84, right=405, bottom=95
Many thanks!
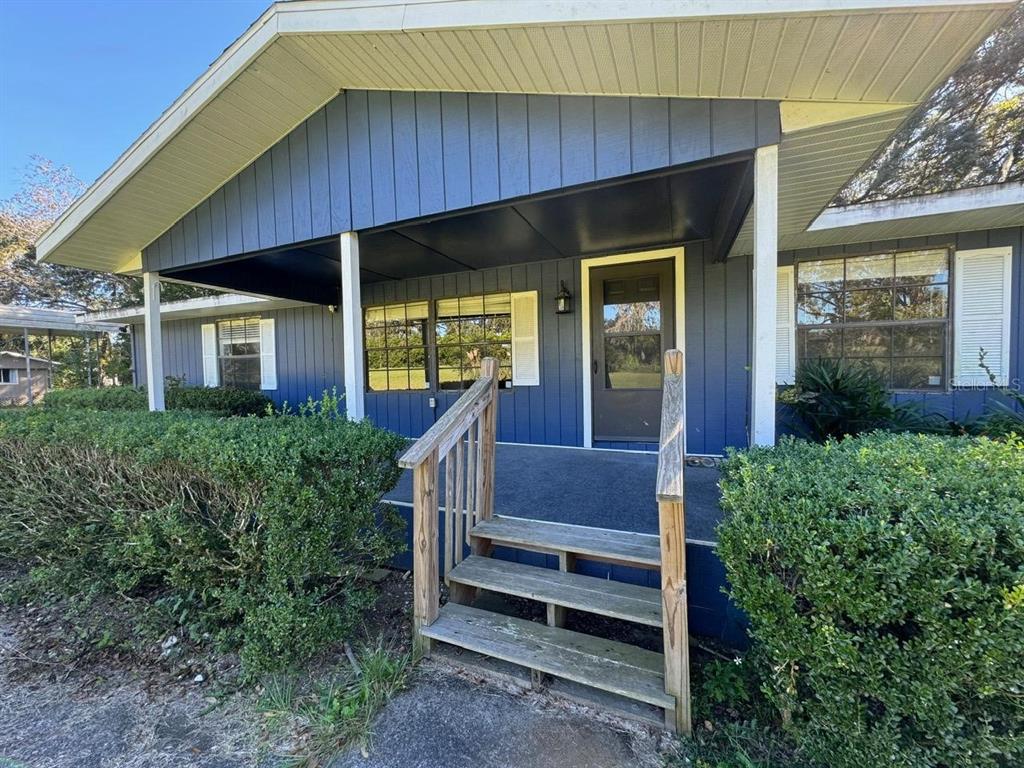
left=710, top=160, right=754, bottom=264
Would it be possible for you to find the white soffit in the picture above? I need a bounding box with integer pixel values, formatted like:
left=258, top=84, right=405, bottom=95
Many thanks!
left=35, top=0, right=1013, bottom=273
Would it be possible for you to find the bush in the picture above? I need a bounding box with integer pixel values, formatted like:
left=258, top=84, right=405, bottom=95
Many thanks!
left=44, top=385, right=272, bottom=416
left=718, top=433, right=1024, bottom=768
left=778, top=358, right=943, bottom=441
left=0, top=406, right=405, bottom=676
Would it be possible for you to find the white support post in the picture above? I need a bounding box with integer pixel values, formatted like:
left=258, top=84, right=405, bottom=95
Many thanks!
left=143, top=271, right=165, bottom=411
left=751, top=145, right=778, bottom=447
left=23, top=328, right=33, bottom=406
left=340, top=231, right=365, bottom=421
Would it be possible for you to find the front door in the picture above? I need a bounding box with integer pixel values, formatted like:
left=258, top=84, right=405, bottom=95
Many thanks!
left=590, top=259, right=675, bottom=442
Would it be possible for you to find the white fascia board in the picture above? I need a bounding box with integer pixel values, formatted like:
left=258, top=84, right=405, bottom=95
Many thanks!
left=82, top=293, right=312, bottom=324
left=279, top=0, right=1015, bottom=32
left=809, top=182, right=1024, bottom=231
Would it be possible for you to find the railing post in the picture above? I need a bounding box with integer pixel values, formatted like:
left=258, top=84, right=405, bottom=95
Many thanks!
left=477, top=357, right=499, bottom=524
left=656, top=349, right=691, bottom=735
left=412, top=448, right=439, bottom=656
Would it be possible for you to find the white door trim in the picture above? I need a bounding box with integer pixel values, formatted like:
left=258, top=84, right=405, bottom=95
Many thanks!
left=580, top=246, right=686, bottom=450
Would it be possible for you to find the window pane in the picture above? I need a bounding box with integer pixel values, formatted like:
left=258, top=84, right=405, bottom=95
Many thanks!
left=895, top=284, right=947, bottom=320
left=406, top=301, right=429, bottom=321
left=895, top=250, right=948, bottom=286
left=605, top=335, right=662, bottom=389
left=799, top=327, right=842, bottom=358
left=893, top=357, right=944, bottom=389
left=797, top=292, right=843, bottom=324
left=845, top=288, right=893, bottom=322
left=220, top=357, right=261, bottom=390
left=368, top=369, right=388, bottom=392
left=893, top=325, right=945, bottom=356
left=798, top=259, right=844, bottom=292
left=485, top=315, right=511, bottom=341
left=846, top=253, right=893, bottom=289
left=388, top=369, right=411, bottom=391
left=844, top=326, right=891, bottom=357
left=483, top=293, right=511, bottom=315
left=438, top=367, right=462, bottom=390
left=363, top=303, right=430, bottom=392
left=365, top=306, right=386, bottom=326
left=862, top=358, right=892, bottom=386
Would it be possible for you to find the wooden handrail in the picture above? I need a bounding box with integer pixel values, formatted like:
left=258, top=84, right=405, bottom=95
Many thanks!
left=656, top=349, right=691, bottom=735
left=407, top=357, right=499, bottom=655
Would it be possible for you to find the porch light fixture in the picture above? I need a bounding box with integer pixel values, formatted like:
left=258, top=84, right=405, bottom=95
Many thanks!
left=555, top=281, right=572, bottom=315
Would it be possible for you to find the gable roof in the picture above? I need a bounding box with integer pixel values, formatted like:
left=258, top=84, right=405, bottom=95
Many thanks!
left=35, top=0, right=1014, bottom=273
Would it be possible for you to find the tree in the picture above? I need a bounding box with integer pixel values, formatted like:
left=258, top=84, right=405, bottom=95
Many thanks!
left=836, top=3, right=1024, bottom=204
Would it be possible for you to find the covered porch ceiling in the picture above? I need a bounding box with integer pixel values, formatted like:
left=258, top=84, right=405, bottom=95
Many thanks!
left=162, top=156, right=753, bottom=304
left=34, top=0, right=1014, bottom=274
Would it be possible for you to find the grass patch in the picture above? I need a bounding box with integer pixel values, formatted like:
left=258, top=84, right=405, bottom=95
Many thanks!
left=257, top=639, right=412, bottom=766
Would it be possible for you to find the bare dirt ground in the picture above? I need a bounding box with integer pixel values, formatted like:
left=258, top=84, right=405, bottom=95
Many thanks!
left=1, top=570, right=666, bottom=768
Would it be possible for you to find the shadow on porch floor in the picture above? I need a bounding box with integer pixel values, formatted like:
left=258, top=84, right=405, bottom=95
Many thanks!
left=384, top=442, right=723, bottom=543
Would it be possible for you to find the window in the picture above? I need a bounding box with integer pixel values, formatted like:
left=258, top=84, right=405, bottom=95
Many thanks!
left=601, top=275, right=663, bottom=389
left=217, top=317, right=262, bottom=390
left=796, top=249, right=950, bottom=390
left=0, top=369, right=17, bottom=384
left=436, top=294, right=513, bottom=390
left=364, top=301, right=429, bottom=392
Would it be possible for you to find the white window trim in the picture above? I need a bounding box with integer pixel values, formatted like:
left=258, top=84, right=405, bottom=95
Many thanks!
left=0, top=369, right=17, bottom=384
left=201, top=323, right=219, bottom=387
left=776, top=265, right=796, bottom=385
left=259, top=317, right=277, bottom=391
left=953, top=246, right=1013, bottom=387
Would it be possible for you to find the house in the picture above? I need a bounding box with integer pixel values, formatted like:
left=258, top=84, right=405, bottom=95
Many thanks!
left=38, top=0, right=1022, bottom=730
left=0, top=353, right=58, bottom=406
left=0, top=305, right=124, bottom=405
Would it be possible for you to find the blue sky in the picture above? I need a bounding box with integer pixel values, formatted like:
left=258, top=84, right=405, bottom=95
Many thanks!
left=0, top=0, right=268, bottom=200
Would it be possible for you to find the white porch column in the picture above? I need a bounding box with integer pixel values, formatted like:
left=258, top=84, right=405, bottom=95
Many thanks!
left=23, top=328, right=33, bottom=406
left=751, top=144, right=778, bottom=447
left=143, top=271, right=165, bottom=411
left=340, top=231, right=365, bottom=421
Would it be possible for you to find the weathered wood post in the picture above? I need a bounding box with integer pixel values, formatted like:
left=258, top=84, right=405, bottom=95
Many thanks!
left=656, top=349, right=691, bottom=734
left=411, top=448, right=439, bottom=656
left=476, top=356, right=499, bottom=528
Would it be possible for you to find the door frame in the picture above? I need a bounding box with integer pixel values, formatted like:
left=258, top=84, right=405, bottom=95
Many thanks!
left=581, top=246, right=686, bottom=449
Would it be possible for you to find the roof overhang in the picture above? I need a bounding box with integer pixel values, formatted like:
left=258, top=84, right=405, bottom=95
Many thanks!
left=0, top=305, right=125, bottom=336
left=35, top=0, right=1014, bottom=273
left=82, top=292, right=313, bottom=324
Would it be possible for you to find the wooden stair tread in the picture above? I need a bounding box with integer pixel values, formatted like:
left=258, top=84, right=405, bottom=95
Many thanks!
left=449, top=555, right=662, bottom=627
left=470, top=515, right=661, bottom=568
left=422, top=603, right=673, bottom=709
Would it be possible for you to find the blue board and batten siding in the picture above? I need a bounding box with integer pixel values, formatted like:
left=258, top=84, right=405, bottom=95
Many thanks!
left=362, top=240, right=754, bottom=455
left=140, top=90, right=779, bottom=273
left=131, top=305, right=345, bottom=408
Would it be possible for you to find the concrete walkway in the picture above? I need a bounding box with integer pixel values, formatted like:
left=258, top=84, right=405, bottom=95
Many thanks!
left=331, top=668, right=659, bottom=768
left=385, top=442, right=723, bottom=542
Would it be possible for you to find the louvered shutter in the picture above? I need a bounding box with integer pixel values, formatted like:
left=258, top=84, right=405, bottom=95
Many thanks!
left=776, top=265, right=796, bottom=385
left=259, top=318, right=278, bottom=390
left=953, top=247, right=1012, bottom=386
left=201, top=323, right=219, bottom=387
left=510, top=291, right=540, bottom=386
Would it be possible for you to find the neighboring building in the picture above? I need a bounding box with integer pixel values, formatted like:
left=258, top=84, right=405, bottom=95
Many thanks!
left=0, top=352, right=58, bottom=406
left=0, top=305, right=124, bottom=405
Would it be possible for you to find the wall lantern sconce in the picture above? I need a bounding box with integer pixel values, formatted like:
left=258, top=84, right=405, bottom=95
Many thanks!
left=555, top=281, right=572, bottom=315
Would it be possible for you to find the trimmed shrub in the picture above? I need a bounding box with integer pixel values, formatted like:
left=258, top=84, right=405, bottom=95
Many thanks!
left=44, top=385, right=272, bottom=416
left=718, top=433, right=1024, bottom=768
left=0, top=407, right=405, bottom=675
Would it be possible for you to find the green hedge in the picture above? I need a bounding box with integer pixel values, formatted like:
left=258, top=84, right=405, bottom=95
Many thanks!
left=44, top=385, right=272, bottom=416
left=0, top=407, right=405, bottom=675
left=718, top=433, right=1024, bottom=768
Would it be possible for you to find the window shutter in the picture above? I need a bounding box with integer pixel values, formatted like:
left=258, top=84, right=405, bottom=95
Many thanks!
left=201, top=323, right=219, bottom=387
left=954, top=247, right=1012, bottom=387
left=776, top=265, right=796, bottom=385
left=259, top=318, right=278, bottom=390
left=510, top=290, right=540, bottom=386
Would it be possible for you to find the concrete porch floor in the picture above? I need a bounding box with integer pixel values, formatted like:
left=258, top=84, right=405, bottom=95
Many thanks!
left=385, top=443, right=723, bottom=543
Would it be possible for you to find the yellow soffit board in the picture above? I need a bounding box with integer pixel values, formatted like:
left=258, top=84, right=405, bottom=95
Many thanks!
left=780, top=101, right=914, bottom=132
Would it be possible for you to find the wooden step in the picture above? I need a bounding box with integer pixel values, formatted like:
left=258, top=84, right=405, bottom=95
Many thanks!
left=421, top=603, right=674, bottom=710
left=470, top=515, right=661, bottom=569
left=449, top=555, right=662, bottom=627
